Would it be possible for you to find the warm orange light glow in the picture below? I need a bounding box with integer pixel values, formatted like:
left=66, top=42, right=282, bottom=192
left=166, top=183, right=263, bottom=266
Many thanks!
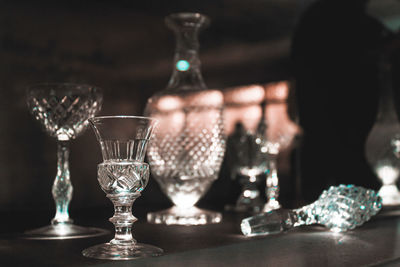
left=224, top=105, right=262, bottom=135
left=223, top=81, right=301, bottom=149
left=150, top=89, right=224, bottom=136
left=151, top=110, right=185, bottom=135
left=265, top=103, right=301, bottom=150
left=223, top=85, right=265, bottom=135
left=157, top=95, right=183, bottom=112
left=264, top=81, right=289, bottom=102
left=184, top=89, right=224, bottom=106
left=224, top=84, right=265, bottom=104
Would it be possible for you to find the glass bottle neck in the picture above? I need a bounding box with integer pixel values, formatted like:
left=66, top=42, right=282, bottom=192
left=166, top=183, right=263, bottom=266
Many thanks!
left=166, top=27, right=207, bottom=91
left=377, top=60, right=398, bottom=123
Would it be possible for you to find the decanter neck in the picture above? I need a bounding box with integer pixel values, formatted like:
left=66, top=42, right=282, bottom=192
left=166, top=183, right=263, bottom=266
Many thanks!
left=166, top=13, right=208, bottom=91
left=376, top=58, right=399, bottom=123
left=293, top=203, right=318, bottom=227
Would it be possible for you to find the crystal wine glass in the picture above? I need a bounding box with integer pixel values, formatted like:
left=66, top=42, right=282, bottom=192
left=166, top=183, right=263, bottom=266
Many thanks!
left=26, top=83, right=105, bottom=239
left=223, top=85, right=267, bottom=213
left=365, top=58, right=400, bottom=206
left=226, top=108, right=268, bottom=213
left=82, top=116, right=163, bottom=260
left=262, top=81, right=302, bottom=212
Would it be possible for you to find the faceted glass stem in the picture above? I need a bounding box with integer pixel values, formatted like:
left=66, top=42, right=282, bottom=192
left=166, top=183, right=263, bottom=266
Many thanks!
left=108, top=193, right=139, bottom=246
left=264, top=155, right=281, bottom=212
left=51, top=140, right=73, bottom=224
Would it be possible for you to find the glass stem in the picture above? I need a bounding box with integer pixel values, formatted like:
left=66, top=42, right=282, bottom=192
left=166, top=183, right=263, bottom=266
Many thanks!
left=293, top=203, right=318, bottom=227
left=239, top=175, right=259, bottom=201
left=266, top=155, right=280, bottom=205
left=108, top=193, right=139, bottom=246
left=51, top=140, right=73, bottom=224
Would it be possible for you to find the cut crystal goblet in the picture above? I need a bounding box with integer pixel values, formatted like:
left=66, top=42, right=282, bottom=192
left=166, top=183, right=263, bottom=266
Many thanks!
left=26, top=83, right=105, bottom=239
left=82, top=116, right=163, bottom=260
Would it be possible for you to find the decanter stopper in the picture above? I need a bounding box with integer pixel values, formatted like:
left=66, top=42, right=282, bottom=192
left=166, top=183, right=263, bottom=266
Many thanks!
left=241, top=184, right=382, bottom=236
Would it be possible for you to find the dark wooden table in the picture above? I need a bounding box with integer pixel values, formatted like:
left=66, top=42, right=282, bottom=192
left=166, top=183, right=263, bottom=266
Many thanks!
left=1, top=206, right=400, bottom=266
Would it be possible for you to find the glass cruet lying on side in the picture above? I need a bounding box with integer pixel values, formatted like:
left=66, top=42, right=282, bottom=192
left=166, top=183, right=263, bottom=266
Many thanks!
left=241, top=184, right=382, bottom=236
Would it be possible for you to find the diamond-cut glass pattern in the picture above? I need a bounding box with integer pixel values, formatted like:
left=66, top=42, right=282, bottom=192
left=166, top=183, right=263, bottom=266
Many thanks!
left=146, top=90, right=226, bottom=208
left=27, top=84, right=102, bottom=140
left=98, top=161, right=150, bottom=195
left=305, top=184, right=382, bottom=232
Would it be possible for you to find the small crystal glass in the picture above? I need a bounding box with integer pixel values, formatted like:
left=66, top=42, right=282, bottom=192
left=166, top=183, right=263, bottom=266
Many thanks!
left=226, top=119, right=267, bottom=213
left=82, top=116, right=163, bottom=260
left=262, top=81, right=302, bottom=212
left=26, top=83, right=105, bottom=239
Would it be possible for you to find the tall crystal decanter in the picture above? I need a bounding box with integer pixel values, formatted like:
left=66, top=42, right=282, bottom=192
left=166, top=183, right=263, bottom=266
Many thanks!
left=365, top=57, right=400, bottom=206
left=145, top=13, right=226, bottom=225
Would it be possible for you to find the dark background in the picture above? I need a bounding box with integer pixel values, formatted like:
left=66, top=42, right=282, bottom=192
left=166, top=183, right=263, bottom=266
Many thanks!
left=1, top=0, right=400, bottom=218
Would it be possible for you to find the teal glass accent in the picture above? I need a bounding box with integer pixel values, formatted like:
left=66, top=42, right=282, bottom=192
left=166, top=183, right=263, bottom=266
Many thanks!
left=176, top=60, right=190, bottom=71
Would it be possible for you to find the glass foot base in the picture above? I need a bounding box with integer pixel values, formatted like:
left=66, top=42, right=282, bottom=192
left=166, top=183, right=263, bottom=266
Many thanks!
left=147, top=206, right=222, bottom=225
left=263, top=199, right=281, bottom=212
left=82, top=242, right=163, bottom=260
left=24, top=223, right=109, bottom=240
left=379, top=185, right=400, bottom=206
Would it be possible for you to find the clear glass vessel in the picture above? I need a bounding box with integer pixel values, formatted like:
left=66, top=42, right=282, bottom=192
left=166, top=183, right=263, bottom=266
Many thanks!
left=82, top=116, right=163, bottom=260
left=241, top=184, right=382, bottom=236
left=226, top=102, right=268, bottom=213
left=26, top=83, right=105, bottom=239
left=145, top=13, right=226, bottom=225
left=365, top=58, right=400, bottom=206
left=262, top=81, right=302, bottom=212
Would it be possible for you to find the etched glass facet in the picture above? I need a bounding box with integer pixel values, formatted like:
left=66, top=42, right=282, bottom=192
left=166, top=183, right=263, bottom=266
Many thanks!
left=82, top=116, right=163, bottom=260
left=145, top=13, right=226, bottom=225
left=98, top=161, right=149, bottom=195
left=241, top=185, right=382, bottom=236
left=25, top=83, right=105, bottom=240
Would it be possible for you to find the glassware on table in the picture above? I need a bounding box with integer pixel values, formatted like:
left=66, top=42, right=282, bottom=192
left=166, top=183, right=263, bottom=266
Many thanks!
left=262, top=81, right=302, bottom=212
left=82, top=116, right=163, bottom=260
left=145, top=13, right=226, bottom=225
left=223, top=85, right=267, bottom=213
left=365, top=58, right=400, bottom=206
left=241, top=184, right=382, bottom=236
left=227, top=109, right=268, bottom=213
left=26, top=83, right=105, bottom=240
